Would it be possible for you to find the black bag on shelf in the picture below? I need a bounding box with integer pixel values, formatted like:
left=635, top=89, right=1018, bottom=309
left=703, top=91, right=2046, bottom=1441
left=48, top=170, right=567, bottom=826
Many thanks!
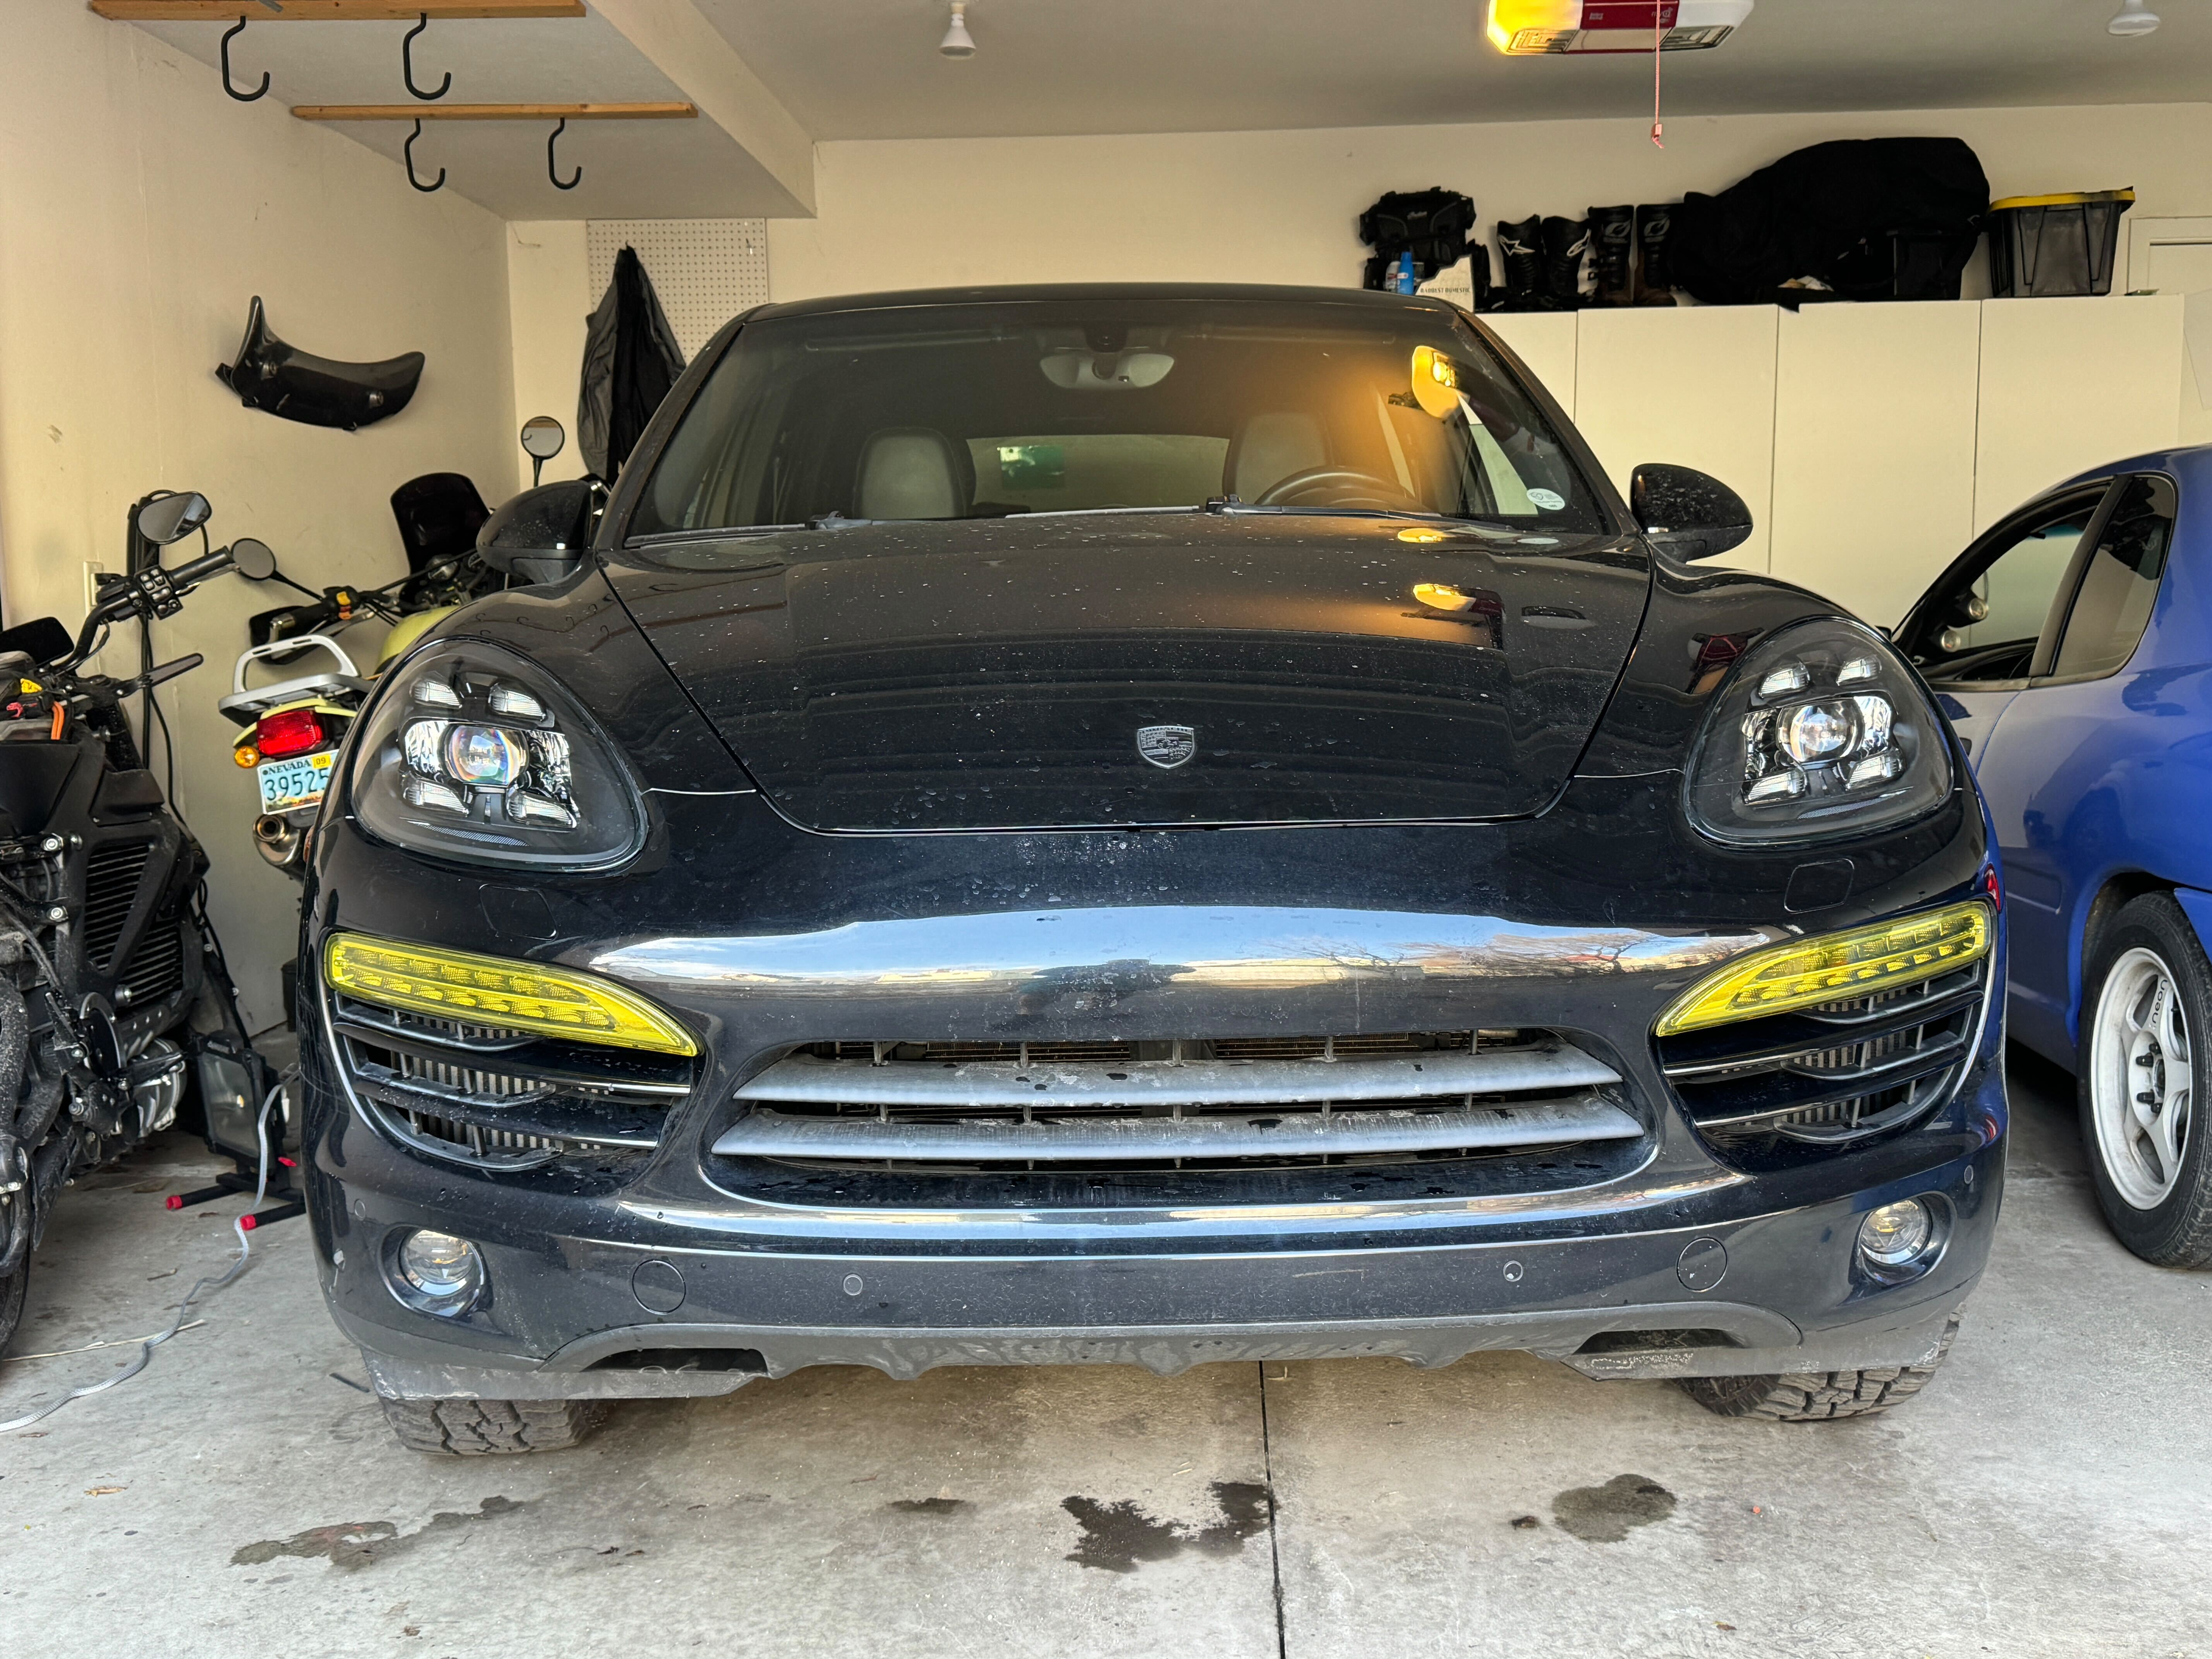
left=1669, top=138, right=1990, bottom=306
left=1358, top=187, right=1479, bottom=290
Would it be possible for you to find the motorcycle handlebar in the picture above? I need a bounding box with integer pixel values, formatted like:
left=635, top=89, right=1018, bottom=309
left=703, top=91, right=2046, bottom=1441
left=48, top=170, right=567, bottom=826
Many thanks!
left=167, top=546, right=236, bottom=590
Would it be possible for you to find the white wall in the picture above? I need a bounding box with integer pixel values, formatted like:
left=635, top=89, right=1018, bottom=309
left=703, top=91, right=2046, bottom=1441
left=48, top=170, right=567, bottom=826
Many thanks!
left=768, top=103, right=2212, bottom=301
left=0, top=7, right=517, bottom=1029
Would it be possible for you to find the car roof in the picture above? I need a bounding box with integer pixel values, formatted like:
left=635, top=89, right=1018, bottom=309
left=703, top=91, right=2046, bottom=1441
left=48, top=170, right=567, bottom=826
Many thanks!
left=746, top=282, right=1458, bottom=323
left=2057, top=440, right=2212, bottom=492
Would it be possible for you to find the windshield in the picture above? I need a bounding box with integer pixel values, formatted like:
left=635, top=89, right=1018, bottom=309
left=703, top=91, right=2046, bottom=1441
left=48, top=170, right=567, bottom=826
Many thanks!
left=629, top=295, right=1607, bottom=538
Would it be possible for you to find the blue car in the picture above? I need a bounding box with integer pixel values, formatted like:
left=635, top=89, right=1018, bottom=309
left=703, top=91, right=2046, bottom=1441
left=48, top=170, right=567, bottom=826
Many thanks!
left=1896, top=446, right=2211, bottom=1266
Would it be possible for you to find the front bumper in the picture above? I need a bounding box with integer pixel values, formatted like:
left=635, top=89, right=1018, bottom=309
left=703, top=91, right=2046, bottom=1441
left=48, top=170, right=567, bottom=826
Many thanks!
left=302, top=772, right=2004, bottom=1403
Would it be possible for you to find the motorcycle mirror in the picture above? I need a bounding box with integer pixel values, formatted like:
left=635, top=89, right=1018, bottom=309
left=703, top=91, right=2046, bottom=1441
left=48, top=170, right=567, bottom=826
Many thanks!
left=228, top=537, right=279, bottom=582
left=135, top=492, right=213, bottom=548
left=520, top=415, right=567, bottom=460
left=521, top=415, right=566, bottom=487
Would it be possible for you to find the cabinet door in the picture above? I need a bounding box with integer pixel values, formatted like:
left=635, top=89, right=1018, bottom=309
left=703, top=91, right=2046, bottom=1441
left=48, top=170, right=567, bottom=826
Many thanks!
left=1769, top=302, right=1982, bottom=627
left=1974, top=296, right=2182, bottom=532
left=1483, top=312, right=1578, bottom=419
left=1573, top=306, right=1778, bottom=574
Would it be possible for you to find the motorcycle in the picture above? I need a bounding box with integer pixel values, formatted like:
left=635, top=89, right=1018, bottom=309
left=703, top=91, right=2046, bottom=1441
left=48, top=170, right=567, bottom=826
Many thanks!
left=0, top=492, right=273, bottom=1353
left=221, top=420, right=593, bottom=885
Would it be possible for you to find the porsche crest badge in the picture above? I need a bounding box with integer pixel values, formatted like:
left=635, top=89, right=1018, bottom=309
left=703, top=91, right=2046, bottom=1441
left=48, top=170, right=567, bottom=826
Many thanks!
left=1136, top=725, right=1197, bottom=769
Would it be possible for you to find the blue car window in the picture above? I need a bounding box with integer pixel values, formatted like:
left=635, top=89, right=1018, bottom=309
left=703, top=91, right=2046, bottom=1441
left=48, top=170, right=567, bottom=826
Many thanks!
left=2051, top=474, right=2176, bottom=681
left=1908, top=496, right=2101, bottom=685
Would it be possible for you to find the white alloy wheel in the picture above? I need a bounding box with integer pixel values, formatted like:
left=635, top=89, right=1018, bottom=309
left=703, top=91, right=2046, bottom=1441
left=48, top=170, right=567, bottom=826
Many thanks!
left=2087, top=946, right=2194, bottom=1210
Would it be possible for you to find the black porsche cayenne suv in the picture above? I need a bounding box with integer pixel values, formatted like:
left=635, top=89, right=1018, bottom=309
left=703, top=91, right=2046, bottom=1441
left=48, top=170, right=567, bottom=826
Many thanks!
left=300, top=285, right=2003, bottom=1453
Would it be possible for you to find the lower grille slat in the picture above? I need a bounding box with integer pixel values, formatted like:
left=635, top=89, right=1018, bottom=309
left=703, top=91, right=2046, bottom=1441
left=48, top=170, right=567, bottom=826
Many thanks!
left=720, top=1029, right=1637, bottom=1172
left=716, top=1092, right=1640, bottom=1161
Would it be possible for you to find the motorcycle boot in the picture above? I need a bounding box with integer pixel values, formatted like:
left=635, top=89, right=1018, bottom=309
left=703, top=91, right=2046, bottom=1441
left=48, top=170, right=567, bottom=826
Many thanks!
left=1588, top=206, right=1636, bottom=306
left=1635, top=203, right=1680, bottom=305
left=1494, top=216, right=1554, bottom=311
left=1541, top=216, right=1592, bottom=310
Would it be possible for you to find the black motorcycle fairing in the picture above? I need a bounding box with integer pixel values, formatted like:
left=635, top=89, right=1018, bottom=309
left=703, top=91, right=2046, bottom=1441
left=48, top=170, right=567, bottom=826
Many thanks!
left=215, top=297, right=424, bottom=432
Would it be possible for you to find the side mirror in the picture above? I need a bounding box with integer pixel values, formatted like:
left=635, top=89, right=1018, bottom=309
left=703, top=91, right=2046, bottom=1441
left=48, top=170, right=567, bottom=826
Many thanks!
left=478, top=479, right=598, bottom=584
left=1629, top=464, right=1753, bottom=562
left=136, top=492, right=213, bottom=548
left=228, top=538, right=279, bottom=582
left=520, top=414, right=567, bottom=486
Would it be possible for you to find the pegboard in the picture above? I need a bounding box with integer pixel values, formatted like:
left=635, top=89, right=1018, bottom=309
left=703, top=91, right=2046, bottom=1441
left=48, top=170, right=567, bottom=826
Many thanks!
left=585, top=220, right=770, bottom=362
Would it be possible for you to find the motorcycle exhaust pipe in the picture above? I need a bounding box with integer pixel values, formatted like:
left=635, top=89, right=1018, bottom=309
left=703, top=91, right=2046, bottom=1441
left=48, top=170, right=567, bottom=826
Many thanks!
left=253, top=812, right=304, bottom=869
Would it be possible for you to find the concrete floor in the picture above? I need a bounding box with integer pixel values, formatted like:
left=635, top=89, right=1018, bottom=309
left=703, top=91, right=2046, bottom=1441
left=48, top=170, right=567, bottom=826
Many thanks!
left=2, top=1051, right=2207, bottom=1658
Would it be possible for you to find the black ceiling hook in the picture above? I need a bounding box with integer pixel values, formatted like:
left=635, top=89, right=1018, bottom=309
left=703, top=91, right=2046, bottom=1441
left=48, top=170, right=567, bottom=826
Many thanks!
left=405, top=118, right=445, bottom=193
left=402, top=12, right=450, bottom=101
left=221, top=17, right=270, bottom=103
left=548, top=118, right=581, bottom=190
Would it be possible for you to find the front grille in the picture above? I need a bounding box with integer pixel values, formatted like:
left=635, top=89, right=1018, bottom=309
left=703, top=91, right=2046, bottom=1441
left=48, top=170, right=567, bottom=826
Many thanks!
left=82, top=841, right=151, bottom=971
left=1657, top=965, right=1987, bottom=1150
left=717, top=1029, right=1642, bottom=1174
left=331, top=996, right=693, bottom=1171
left=118, top=915, right=185, bottom=1007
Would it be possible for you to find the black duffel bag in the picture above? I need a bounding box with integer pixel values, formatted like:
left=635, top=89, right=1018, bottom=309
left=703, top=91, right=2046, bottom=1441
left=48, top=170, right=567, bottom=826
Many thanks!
left=1669, top=138, right=1991, bottom=305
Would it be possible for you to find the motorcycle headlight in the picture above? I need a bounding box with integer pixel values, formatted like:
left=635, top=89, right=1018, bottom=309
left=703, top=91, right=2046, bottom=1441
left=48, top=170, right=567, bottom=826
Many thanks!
left=347, top=639, right=645, bottom=871
left=1684, top=618, right=1953, bottom=846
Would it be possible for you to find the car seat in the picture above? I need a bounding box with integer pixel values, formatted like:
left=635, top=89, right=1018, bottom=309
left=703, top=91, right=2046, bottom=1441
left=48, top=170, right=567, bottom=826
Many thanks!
left=855, top=428, right=972, bottom=520
left=1225, top=413, right=1327, bottom=502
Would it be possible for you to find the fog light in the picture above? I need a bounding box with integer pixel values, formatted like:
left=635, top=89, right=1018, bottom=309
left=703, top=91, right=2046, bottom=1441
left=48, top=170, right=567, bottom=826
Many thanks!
left=1856, top=1200, right=1932, bottom=1269
left=393, top=1228, right=483, bottom=1314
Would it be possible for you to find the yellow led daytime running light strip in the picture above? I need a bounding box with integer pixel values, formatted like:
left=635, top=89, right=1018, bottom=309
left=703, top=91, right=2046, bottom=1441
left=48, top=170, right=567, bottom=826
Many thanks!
left=1655, top=901, right=1992, bottom=1037
left=323, top=933, right=697, bottom=1056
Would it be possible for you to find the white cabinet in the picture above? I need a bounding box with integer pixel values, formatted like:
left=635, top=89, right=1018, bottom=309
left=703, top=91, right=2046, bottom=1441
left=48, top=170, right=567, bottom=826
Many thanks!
left=1769, top=302, right=1983, bottom=626
left=1508, top=295, right=2189, bottom=622
left=1972, top=295, right=2182, bottom=531
left=1571, top=306, right=1780, bottom=574
left=1482, top=311, right=1577, bottom=418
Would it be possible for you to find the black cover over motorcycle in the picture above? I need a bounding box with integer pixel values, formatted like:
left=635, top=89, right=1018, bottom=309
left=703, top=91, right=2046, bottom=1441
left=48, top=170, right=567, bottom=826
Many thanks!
left=1668, top=139, right=1991, bottom=306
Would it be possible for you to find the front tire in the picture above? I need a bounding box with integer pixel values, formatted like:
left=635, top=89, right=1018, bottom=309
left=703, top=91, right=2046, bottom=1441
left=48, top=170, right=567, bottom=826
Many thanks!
left=2079, top=893, right=2212, bottom=1267
left=380, top=1396, right=605, bottom=1455
left=1678, top=1315, right=1960, bottom=1421
left=0, top=1260, right=25, bottom=1357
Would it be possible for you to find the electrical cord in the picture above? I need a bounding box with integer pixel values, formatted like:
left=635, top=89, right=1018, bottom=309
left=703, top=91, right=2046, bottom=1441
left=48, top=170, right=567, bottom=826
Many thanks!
left=0, top=1068, right=293, bottom=1436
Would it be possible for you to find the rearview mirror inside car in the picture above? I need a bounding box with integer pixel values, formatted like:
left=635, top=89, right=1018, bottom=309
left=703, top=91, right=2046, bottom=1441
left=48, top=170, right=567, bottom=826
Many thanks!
left=1630, top=464, right=1753, bottom=562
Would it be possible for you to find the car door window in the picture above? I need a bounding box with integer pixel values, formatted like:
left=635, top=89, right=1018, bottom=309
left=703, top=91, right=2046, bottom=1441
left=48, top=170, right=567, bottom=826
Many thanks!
left=1904, top=494, right=2104, bottom=685
left=2049, top=474, right=2176, bottom=681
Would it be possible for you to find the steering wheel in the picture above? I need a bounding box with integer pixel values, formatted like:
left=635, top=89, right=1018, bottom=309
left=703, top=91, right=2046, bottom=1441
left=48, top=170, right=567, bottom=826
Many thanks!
left=1254, top=466, right=1425, bottom=512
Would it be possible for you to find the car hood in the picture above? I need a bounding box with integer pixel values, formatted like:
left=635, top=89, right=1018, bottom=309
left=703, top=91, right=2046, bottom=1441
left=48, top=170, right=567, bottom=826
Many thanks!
left=601, top=513, right=1651, bottom=831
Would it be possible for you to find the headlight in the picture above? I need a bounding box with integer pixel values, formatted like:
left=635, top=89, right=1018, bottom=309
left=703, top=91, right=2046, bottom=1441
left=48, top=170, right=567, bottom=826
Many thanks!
left=1683, top=619, right=1952, bottom=845
left=347, top=639, right=645, bottom=871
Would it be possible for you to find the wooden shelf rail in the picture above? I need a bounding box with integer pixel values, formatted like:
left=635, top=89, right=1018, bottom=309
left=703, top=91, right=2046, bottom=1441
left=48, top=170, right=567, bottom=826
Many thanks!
left=291, top=101, right=696, bottom=120
left=90, top=3, right=586, bottom=19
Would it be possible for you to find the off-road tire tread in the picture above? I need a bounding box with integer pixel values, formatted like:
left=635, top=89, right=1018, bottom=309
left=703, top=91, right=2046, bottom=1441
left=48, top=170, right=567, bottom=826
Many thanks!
left=2078, top=893, right=2212, bottom=1268
left=380, top=1396, right=605, bottom=1455
left=1677, top=1314, right=1961, bottom=1421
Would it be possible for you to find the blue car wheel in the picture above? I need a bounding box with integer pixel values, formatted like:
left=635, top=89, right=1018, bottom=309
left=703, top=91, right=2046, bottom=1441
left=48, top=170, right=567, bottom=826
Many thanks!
left=2081, top=894, right=2212, bottom=1266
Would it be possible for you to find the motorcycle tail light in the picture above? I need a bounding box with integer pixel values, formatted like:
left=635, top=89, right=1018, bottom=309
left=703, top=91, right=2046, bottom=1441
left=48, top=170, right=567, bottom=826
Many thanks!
left=257, top=707, right=327, bottom=759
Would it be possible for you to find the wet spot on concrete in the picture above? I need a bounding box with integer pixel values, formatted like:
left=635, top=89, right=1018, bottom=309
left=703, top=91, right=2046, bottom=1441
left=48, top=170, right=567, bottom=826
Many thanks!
left=231, top=1496, right=522, bottom=1571
left=888, top=1497, right=967, bottom=1516
left=1551, top=1475, right=1676, bottom=1544
left=1061, top=1481, right=1271, bottom=1572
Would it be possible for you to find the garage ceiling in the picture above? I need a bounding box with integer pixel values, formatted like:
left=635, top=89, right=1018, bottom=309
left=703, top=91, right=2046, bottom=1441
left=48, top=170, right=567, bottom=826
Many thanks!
left=109, top=1, right=2212, bottom=217
left=704, top=0, right=2212, bottom=139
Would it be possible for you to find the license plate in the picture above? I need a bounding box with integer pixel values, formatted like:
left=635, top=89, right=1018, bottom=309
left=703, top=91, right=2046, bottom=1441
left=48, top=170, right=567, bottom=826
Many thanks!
left=258, top=751, right=334, bottom=813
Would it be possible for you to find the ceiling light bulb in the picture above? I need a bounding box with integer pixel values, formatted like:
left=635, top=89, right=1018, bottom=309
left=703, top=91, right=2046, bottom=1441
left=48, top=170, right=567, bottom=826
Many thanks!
left=939, top=2, right=976, bottom=57
left=2109, top=0, right=2159, bottom=36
